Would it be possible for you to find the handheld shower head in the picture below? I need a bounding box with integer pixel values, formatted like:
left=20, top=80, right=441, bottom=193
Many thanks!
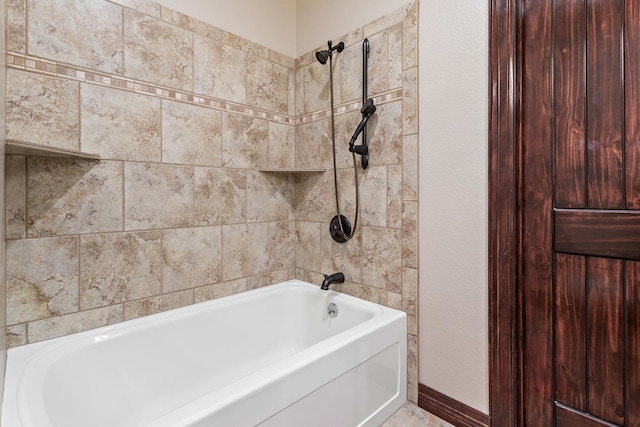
left=315, top=41, right=345, bottom=65
left=349, top=98, right=377, bottom=147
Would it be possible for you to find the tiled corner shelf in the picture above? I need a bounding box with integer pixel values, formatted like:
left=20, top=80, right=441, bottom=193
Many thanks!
left=258, top=168, right=326, bottom=173
left=5, top=139, right=101, bottom=159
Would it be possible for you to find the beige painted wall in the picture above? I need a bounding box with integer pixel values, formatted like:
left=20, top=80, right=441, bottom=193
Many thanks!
left=152, top=0, right=297, bottom=57
left=419, top=0, right=489, bottom=414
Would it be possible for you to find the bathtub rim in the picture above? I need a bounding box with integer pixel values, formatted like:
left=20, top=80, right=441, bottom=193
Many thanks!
left=3, top=279, right=407, bottom=427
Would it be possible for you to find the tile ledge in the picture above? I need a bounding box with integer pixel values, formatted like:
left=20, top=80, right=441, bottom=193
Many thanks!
left=257, top=168, right=326, bottom=173
left=5, top=139, right=101, bottom=160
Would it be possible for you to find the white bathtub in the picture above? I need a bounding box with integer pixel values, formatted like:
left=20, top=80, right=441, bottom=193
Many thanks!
left=2, top=279, right=407, bottom=427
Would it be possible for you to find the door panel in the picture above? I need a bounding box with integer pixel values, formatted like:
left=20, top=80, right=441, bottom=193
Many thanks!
left=522, top=0, right=640, bottom=425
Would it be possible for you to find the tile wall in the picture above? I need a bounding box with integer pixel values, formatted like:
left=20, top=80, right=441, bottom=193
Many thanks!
left=4, top=0, right=418, bottom=401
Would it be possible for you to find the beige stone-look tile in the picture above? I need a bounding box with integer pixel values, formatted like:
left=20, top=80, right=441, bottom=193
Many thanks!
left=81, top=84, right=161, bottom=162
left=194, top=278, right=246, bottom=303
left=288, top=69, right=296, bottom=117
left=27, top=159, right=124, bottom=237
left=7, top=0, right=26, bottom=53
left=296, top=268, right=324, bottom=286
left=366, top=30, right=389, bottom=96
left=124, top=8, right=193, bottom=90
left=221, top=30, right=269, bottom=59
left=28, top=305, right=124, bottom=344
left=222, top=113, right=269, bottom=169
left=80, top=231, right=161, bottom=309
left=162, top=100, right=222, bottom=166
left=194, top=167, right=246, bottom=225
left=247, top=270, right=289, bottom=290
left=360, top=165, right=388, bottom=227
left=6, top=155, right=26, bottom=239
left=403, top=134, right=418, bottom=201
left=388, top=164, right=403, bottom=229
left=403, top=267, right=418, bottom=336
left=335, top=110, right=364, bottom=169
left=388, top=24, right=404, bottom=90
left=124, top=290, right=193, bottom=320
left=403, top=2, right=419, bottom=71
left=247, top=171, right=289, bottom=223
left=124, top=162, right=194, bottom=230
left=335, top=26, right=365, bottom=50
left=6, top=236, right=79, bottom=325
left=7, top=324, right=27, bottom=348
left=247, top=55, right=290, bottom=115
left=28, top=0, right=123, bottom=73
left=194, top=35, right=246, bottom=104
left=268, top=221, right=296, bottom=271
left=364, top=3, right=409, bottom=38
left=303, top=58, right=340, bottom=114
left=269, top=49, right=295, bottom=70
left=404, top=67, right=419, bottom=135
left=334, top=282, right=388, bottom=305
left=7, top=70, right=80, bottom=150
left=293, top=172, right=333, bottom=222
left=222, top=223, right=270, bottom=281
left=269, top=122, right=295, bottom=169
left=339, top=41, right=363, bottom=104
left=362, top=227, right=402, bottom=293
left=295, top=221, right=322, bottom=273
left=408, top=333, right=419, bottom=403
left=107, top=0, right=161, bottom=18
left=387, top=291, right=402, bottom=310
left=383, top=403, right=455, bottom=427
left=162, top=226, right=222, bottom=292
left=295, top=119, right=324, bottom=169
left=320, top=223, right=362, bottom=283
left=403, top=202, right=418, bottom=268
left=160, top=5, right=196, bottom=30
left=368, top=100, right=403, bottom=167
left=295, top=66, right=304, bottom=117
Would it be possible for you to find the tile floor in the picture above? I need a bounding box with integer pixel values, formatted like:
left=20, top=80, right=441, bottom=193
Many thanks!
left=382, top=402, right=455, bottom=427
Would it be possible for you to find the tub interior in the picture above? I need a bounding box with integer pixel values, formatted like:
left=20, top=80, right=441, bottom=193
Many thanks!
left=22, top=284, right=381, bottom=427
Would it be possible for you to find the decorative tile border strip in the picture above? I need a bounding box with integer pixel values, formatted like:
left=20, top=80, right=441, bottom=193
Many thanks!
left=7, top=51, right=403, bottom=126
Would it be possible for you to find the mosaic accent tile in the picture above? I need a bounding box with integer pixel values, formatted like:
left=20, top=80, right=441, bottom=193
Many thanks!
left=162, top=99, right=222, bottom=166
left=362, top=227, right=402, bottom=293
left=27, top=159, right=124, bottom=237
left=269, top=122, right=295, bottom=169
left=388, top=164, right=403, bottom=229
left=194, top=167, right=247, bottom=226
left=403, top=134, right=419, bottom=200
left=124, top=8, right=193, bottom=91
left=81, top=84, right=161, bottom=161
left=123, top=290, right=194, bottom=320
left=222, top=223, right=270, bottom=281
left=6, top=236, right=79, bottom=324
left=28, top=305, right=124, bottom=344
left=194, top=279, right=247, bottom=303
left=162, top=226, right=222, bottom=292
left=368, top=100, right=403, bottom=167
left=247, top=54, right=290, bottom=115
left=5, top=155, right=26, bottom=239
left=7, top=69, right=80, bottom=150
left=7, top=0, right=26, bottom=53
left=194, top=35, right=246, bottom=104
left=247, top=171, right=289, bottom=223
left=80, top=231, right=161, bottom=309
left=222, top=113, right=269, bottom=169
left=268, top=221, right=296, bottom=271
left=403, top=267, right=418, bottom=336
left=402, top=202, right=419, bottom=269
left=29, top=0, right=123, bottom=74
left=124, top=162, right=194, bottom=230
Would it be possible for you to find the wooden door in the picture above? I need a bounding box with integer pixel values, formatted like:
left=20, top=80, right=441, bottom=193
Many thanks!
left=519, top=0, right=640, bottom=425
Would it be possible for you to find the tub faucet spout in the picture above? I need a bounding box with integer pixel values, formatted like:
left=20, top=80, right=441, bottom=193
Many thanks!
left=321, top=272, right=345, bottom=290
